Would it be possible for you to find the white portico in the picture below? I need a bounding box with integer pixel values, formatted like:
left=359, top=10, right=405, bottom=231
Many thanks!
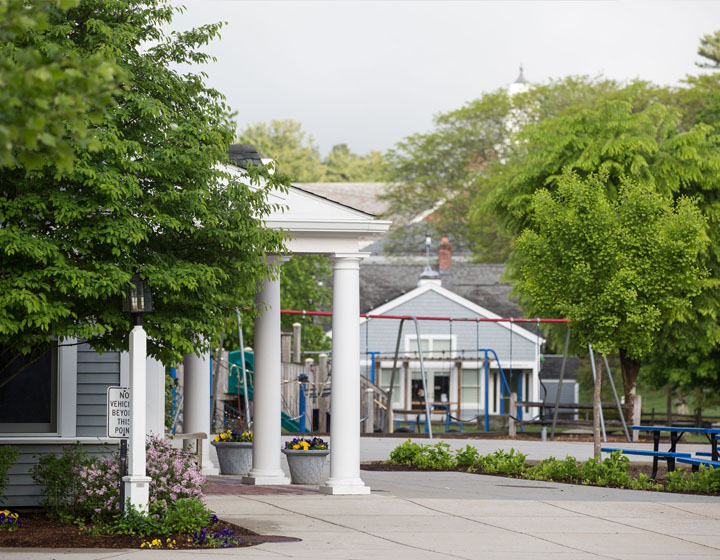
left=183, top=149, right=390, bottom=494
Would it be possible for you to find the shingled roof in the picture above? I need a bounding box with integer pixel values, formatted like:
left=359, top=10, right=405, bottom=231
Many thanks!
left=359, top=257, right=524, bottom=318
left=227, top=144, right=264, bottom=169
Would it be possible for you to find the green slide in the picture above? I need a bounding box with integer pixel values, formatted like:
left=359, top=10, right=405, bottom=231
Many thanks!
left=227, top=350, right=301, bottom=432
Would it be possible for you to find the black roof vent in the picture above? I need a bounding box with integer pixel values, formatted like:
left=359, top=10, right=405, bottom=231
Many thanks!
left=228, top=144, right=264, bottom=170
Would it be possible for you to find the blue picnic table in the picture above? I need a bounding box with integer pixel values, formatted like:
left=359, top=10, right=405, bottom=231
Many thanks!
left=631, top=425, right=720, bottom=478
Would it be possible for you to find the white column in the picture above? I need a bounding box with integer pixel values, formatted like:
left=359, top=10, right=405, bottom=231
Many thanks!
left=183, top=349, right=218, bottom=475
left=321, top=253, right=370, bottom=495
left=243, top=257, right=290, bottom=485
left=145, top=356, right=165, bottom=437
left=123, top=325, right=152, bottom=511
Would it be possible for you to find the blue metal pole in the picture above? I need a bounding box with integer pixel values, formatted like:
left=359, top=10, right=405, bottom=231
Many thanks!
left=484, top=350, right=489, bottom=432
left=299, top=384, right=307, bottom=433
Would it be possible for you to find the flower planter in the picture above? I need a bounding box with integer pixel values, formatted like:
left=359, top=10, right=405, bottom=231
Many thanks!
left=282, top=449, right=330, bottom=485
left=211, top=441, right=253, bottom=475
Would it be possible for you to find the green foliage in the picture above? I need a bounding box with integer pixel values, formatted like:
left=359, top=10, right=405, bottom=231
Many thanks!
left=239, top=119, right=326, bottom=182
left=31, top=444, right=92, bottom=521
left=280, top=255, right=331, bottom=353
left=0, top=445, right=19, bottom=504
left=109, top=498, right=213, bottom=537
left=525, top=456, right=582, bottom=483
left=666, top=466, right=720, bottom=493
left=454, top=445, right=481, bottom=469
left=413, top=442, right=455, bottom=470
left=698, top=29, right=720, bottom=69
left=165, top=370, right=175, bottom=430
left=0, top=0, right=121, bottom=171
left=475, top=449, right=526, bottom=475
left=388, top=439, right=424, bottom=465
left=0, top=0, right=287, bottom=372
left=383, top=77, right=641, bottom=260
left=511, top=171, right=708, bottom=400
left=324, top=143, right=387, bottom=182
left=237, top=121, right=388, bottom=183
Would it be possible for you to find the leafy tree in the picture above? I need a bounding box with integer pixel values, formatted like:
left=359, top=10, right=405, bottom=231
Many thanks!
left=238, top=119, right=326, bottom=182
left=483, top=86, right=720, bottom=396
left=383, top=77, right=646, bottom=260
left=324, top=143, right=387, bottom=182
left=0, top=0, right=287, bottom=379
left=280, top=255, right=332, bottom=353
left=0, top=0, right=121, bottom=171
left=697, top=29, right=720, bottom=69
left=511, top=171, right=708, bottom=411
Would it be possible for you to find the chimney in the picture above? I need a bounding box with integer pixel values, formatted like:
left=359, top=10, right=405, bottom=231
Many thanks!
left=438, top=237, right=452, bottom=273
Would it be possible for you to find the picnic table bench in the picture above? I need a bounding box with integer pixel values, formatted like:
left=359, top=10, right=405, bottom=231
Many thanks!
left=676, top=456, right=720, bottom=472
left=602, top=425, right=720, bottom=479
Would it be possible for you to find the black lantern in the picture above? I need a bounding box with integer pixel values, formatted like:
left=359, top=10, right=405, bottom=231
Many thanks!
left=123, top=273, right=153, bottom=325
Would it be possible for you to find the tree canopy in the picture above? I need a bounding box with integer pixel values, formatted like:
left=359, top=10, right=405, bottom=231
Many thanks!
left=512, top=171, right=708, bottom=404
left=0, top=0, right=121, bottom=171
left=237, top=119, right=388, bottom=183
left=0, top=0, right=288, bottom=377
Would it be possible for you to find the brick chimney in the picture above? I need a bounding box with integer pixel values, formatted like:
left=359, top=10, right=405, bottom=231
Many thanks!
left=438, top=237, right=452, bottom=273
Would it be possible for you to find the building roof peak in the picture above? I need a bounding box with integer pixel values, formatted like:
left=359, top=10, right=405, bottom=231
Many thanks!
left=515, top=64, right=528, bottom=84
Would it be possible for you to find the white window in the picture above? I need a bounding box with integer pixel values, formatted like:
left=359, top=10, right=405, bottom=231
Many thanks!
left=379, top=368, right=402, bottom=408
left=405, top=335, right=455, bottom=359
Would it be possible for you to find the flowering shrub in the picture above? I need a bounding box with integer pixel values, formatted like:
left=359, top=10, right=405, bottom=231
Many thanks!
left=76, top=436, right=205, bottom=518
left=213, top=430, right=252, bottom=443
left=285, top=437, right=328, bottom=451
left=0, top=510, right=22, bottom=531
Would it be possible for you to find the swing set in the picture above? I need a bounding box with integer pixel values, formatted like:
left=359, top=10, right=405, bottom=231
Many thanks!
left=279, top=309, right=621, bottom=440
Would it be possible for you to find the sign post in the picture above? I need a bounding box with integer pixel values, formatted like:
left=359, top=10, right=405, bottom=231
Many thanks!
left=107, top=386, right=131, bottom=508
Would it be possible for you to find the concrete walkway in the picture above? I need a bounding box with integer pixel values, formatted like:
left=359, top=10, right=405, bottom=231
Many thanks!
left=3, top=437, right=720, bottom=559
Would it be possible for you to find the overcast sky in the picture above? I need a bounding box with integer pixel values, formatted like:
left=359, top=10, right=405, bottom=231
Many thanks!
left=169, top=1, right=720, bottom=156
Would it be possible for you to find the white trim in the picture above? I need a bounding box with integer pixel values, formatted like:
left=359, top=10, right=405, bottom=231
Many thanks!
left=57, top=338, right=77, bottom=437
left=359, top=283, right=545, bottom=345
left=0, top=436, right=117, bottom=444
left=120, top=351, right=130, bottom=387
left=403, top=333, right=457, bottom=359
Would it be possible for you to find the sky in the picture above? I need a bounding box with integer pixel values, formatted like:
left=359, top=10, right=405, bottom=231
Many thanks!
left=169, top=1, right=720, bottom=156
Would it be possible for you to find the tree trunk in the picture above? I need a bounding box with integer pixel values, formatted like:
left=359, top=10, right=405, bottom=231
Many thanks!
left=593, top=351, right=603, bottom=460
left=619, top=348, right=640, bottom=424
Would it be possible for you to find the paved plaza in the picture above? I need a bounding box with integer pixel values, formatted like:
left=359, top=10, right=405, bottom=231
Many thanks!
left=2, top=437, right=720, bottom=559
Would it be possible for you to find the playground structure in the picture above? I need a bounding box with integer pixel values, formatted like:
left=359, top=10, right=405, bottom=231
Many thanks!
left=170, top=307, right=647, bottom=444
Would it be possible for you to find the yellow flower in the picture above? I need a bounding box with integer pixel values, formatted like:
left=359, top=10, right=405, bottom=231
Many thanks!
left=293, top=444, right=300, bottom=449
left=214, top=435, right=220, bottom=442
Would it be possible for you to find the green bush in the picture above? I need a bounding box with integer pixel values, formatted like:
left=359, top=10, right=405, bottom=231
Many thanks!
left=109, top=498, right=213, bottom=537
left=31, top=444, right=94, bottom=521
left=579, top=452, right=632, bottom=487
left=455, top=445, right=481, bottom=469
left=525, top=456, right=582, bottom=483
left=414, top=442, right=455, bottom=470
left=388, top=440, right=424, bottom=465
left=476, top=449, right=526, bottom=475
left=666, top=466, right=720, bottom=493
left=0, top=445, right=19, bottom=505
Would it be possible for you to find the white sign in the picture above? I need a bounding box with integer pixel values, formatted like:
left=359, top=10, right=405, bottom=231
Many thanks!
left=107, top=386, right=131, bottom=438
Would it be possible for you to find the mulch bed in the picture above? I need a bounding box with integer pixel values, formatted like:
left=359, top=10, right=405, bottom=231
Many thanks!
left=0, top=511, right=299, bottom=549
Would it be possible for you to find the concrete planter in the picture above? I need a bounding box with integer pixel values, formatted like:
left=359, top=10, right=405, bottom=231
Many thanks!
left=282, top=449, right=330, bottom=485
left=211, top=441, right=253, bottom=475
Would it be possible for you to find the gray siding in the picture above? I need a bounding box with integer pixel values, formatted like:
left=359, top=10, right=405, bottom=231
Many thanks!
left=360, top=289, right=538, bottom=362
left=3, top=443, right=117, bottom=507
left=76, top=344, right=120, bottom=436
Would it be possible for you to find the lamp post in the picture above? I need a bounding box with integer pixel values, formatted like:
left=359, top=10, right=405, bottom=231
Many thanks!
left=122, top=273, right=153, bottom=512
